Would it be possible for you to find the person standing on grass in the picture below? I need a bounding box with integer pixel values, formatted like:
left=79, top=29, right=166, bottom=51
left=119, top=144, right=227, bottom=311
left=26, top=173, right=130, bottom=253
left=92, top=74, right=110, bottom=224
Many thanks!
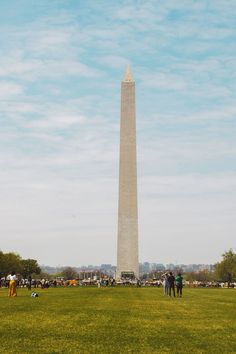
left=167, top=272, right=176, bottom=297
left=175, top=273, right=183, bottom=297
left=7, top=271, right=17, bottom=297
left=162, top=273, right=169, bottom=296
left=27, top=275, right=32, bottom=291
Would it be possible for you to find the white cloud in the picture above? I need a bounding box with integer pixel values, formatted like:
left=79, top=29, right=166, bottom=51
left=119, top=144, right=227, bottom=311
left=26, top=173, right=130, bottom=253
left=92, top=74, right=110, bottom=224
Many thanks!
left=0, top=55, right=102, bottom=81
left=100, top=55, right=129, bottom=69
left=0, top=81, right=24, bottom=98
left=28, top=112, right=86, bottom=129
left=0, top=56, right=41, bottom=78
left=139, top=173, right=236, bottom=264
left=138, top=71, right=187, bottom=91
left=0, top=0, right=236, bottom=266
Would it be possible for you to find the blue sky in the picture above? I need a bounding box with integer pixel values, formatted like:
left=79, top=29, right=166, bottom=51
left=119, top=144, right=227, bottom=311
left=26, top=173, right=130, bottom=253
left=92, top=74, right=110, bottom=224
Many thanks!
left=0, top=0, right=236, bottom=266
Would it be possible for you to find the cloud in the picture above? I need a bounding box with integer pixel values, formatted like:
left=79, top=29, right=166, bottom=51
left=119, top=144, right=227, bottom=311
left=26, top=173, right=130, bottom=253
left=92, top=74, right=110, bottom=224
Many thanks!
left=0, top=55, right=102, bottom=81
left=140, top=173, right=236, bottom=198
left=0, top=81, right=24, bottom=98
left=139, top=172, right=236, bottom=264
left=99, top=55, right=129, bottom=69
left=0, top=0, right=236, bottom=265
left=27, top=111, right=86, bottom=129
left=138, top=71, right=187, bottom=91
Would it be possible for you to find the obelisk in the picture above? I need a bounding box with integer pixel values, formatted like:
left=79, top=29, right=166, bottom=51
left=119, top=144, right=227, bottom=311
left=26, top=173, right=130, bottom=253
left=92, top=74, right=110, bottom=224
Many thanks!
left=116, top=66, right=139, bottom=279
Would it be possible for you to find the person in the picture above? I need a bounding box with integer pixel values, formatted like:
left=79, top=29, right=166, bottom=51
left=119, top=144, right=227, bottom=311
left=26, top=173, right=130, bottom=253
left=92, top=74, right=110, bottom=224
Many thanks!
left=167, top=272, right=176, bottom=297
left=27, top=275, right=32, bottom=291
left=163, top=273, right=169, bottom=296
left=7, top=271, right=17, bottom=297
left=175, top=273, right=183, bottom=297
left=41, top=278, right=45, bottom=289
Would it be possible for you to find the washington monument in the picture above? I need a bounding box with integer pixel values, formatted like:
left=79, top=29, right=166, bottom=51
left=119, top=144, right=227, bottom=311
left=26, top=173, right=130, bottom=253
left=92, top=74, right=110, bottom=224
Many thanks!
left=116, top=66, right=139, bottom=279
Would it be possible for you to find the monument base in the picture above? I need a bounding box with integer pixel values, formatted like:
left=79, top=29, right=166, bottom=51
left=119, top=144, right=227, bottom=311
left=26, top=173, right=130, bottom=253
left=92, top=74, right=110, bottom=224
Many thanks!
left=121, top=271, right=135, bottom=280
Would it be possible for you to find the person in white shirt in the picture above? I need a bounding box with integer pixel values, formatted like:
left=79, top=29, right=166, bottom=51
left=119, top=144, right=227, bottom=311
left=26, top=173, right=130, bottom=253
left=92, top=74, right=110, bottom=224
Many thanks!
left=7, top=271, right=17, bottom=297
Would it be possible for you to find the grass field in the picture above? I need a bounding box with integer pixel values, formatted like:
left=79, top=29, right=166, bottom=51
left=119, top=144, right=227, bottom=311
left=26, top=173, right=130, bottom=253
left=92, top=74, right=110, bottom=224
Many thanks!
left=0, top=287, right=235, bottom=354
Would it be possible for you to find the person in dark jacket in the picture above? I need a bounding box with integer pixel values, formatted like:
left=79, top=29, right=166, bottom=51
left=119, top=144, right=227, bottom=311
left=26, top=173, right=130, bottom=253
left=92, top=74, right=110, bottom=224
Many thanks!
left=175, top=273, right=183, bottom=297
left=167, top=272, right=176, bottom=297
left=27, top=275, right=32, bottom=291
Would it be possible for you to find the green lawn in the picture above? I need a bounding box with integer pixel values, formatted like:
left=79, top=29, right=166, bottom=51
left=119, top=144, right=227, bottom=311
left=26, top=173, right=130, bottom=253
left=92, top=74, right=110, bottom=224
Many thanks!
left=0, top=287, right=235, bottom=354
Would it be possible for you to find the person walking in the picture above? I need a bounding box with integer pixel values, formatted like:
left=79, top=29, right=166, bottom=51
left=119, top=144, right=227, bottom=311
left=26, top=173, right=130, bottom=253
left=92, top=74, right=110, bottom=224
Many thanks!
left=175, top=273, right=183, bottom=297
left=7, top=271, right=17, bottom=297
left=167, top=272, right=176, bottom=297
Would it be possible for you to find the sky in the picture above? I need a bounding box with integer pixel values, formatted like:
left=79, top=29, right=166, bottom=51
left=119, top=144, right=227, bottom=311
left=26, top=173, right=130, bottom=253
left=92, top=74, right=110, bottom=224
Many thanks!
left=0, top=0, right=236, bottom=267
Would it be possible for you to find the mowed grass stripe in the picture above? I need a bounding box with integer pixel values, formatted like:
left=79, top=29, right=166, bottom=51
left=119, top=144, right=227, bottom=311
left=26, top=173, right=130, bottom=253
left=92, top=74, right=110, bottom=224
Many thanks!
left=0, top=287, right=235, bottom=353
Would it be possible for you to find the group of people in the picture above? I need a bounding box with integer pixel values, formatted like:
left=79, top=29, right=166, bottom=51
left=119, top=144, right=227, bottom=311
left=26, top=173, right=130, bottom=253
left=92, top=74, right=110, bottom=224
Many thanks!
left=162, top=272, right=183, bottom=297
left=4, top=271, right=184, bottom=298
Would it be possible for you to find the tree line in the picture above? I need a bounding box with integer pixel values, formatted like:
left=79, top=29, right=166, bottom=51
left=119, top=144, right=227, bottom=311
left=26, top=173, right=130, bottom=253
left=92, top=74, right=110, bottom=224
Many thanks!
left=0, top=251, right=41, bottom=278
left=142, top=249, right=236, bottom=284
left=215, top=249, right=236, bottom=285
left=1, top=248, right=235, bottom=283
left=182, top=249, right=236, bottom=283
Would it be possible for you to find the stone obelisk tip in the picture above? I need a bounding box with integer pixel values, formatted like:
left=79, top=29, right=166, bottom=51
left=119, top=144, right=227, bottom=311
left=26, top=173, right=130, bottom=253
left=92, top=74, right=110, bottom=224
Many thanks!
left=123, top=65, right=133, bottom=82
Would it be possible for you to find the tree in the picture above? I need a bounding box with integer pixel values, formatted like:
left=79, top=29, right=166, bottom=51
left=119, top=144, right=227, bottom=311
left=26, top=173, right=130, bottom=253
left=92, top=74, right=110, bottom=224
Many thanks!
left=185, top=270, right=215, bottom=282
left=61, top=267, right=78, bottom=280
left=0, top=251, right=42, bottom=279
left=215, top=249, right=236, bottom=286
left=20, top=259, right=41, bottom=278
left=0, top=252, right=22, bottom=277
left=0, top=251, right=4, bottom=274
